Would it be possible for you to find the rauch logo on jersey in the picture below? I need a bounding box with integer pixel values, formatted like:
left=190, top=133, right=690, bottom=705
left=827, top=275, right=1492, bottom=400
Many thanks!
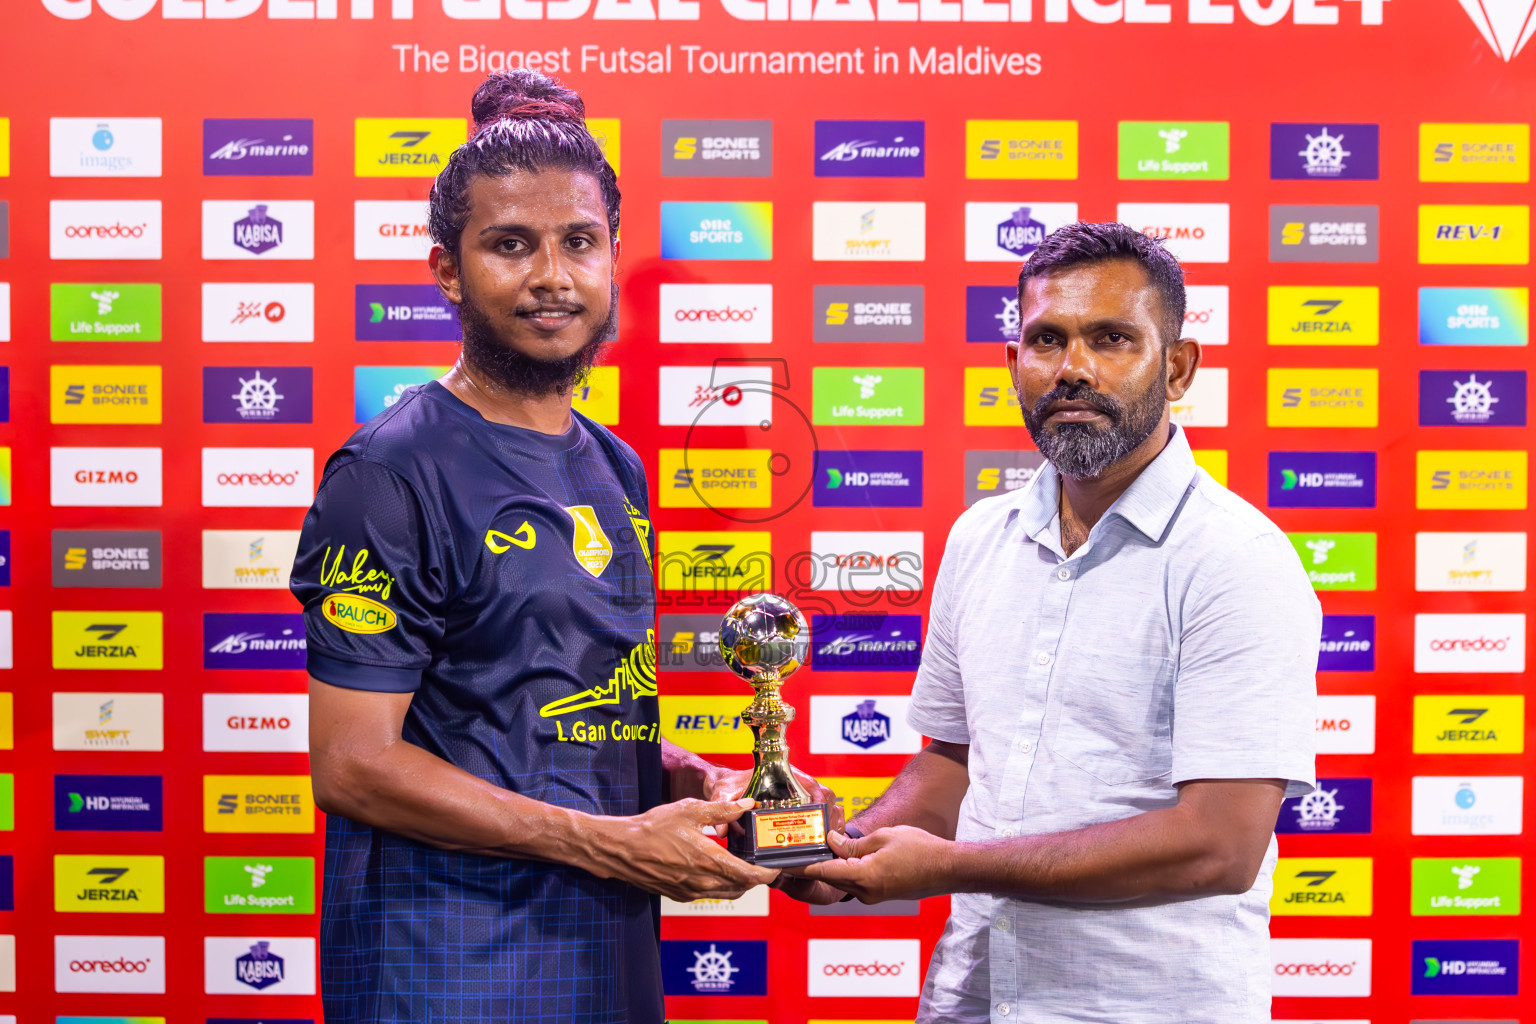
left=203, top=367, right=313, bottom=424
left=204, top=118, right=313, bottom=176
left=1276, top=777, right=1372, bottom=835
left=1419, top=286, right=1528, bottom=346
left=1271, top=123, right=1379, bottom=180
left=1411, top=856, right=1520, bottom=916
left=1269, top=452, right=1376, bottom=508
left=965, top=202, right=1077, bottom=262
left=660, top=939, right=767, bottom=995
left=660, top=201, right=773, bottom=260
left=204, top=613, right=306, bottom=670
left=205, top=856, right=316, bottom=914
left=661, top=119, right=772, bottom=177
left=966, top=285, right=1019, bottom=343
left=814, top=285, right=923, bottom=343
left=1413, top=776, right=1524, bottom=836
left=51, top=283, right=162, bottom=342
left=203, top=282, right=315, bottom=343
left=54, top=774, right=162, bottom=831
left=814, top=120, right=924, bottom=177
left=1319, top=615, right=1375, bottom=672
left=813, top=450, right=921, bottom=508
left=809, top=614, right=922, bottom=671
left=1412, top=939, right=1519, bottom=996
left=1269, top=205, right=1379, bottom=262
left=203, top=693, right=308, bottom=753
left=659, top=283, right=772, bottom=343
left=355, top=284, right=459, bottom=341
left=1419, top=369, right=1526, bottom=426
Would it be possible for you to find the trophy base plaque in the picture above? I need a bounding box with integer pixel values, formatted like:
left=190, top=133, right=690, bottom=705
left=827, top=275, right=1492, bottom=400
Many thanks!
left=728, top=802, right=837, bottom=868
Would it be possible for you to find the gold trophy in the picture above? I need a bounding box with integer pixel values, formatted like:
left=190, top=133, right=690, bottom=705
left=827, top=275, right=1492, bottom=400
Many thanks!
left=718, top=593, right=835, bottom=867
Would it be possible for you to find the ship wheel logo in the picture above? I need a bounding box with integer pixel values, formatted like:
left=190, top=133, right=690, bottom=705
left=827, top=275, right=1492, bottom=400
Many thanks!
left=1300, top=128, right=1351, bottom=176
left=686, top=943, right=741, bottom=992
left=233, top=370, right=284, bottom=420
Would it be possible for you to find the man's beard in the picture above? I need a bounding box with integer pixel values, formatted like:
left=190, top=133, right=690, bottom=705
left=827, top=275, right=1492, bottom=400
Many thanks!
left=457, top=282, right=617, bottom=398
left=1022, top=356, right=1168, bottom=480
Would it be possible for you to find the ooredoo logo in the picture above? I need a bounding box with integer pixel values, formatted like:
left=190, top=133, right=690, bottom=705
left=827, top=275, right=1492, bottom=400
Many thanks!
left=1415, top=613, right=1525, bottom=673
left=55, top=934, right=166, bottom=993
left=659, top=284, right=773, bottom=343
left=51, top=201, right=162, bottom=260
left=807, top=939, right=920, bottom=996
left=1270, top=938, right=1372, bottom=997
left=201, top=448, right=314, bottom=509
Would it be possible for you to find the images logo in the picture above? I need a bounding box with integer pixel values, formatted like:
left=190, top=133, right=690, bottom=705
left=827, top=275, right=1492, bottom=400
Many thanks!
left=1118, top=121, right=1229, bottom=180
left=1416, top=450, right=1527, bottom=509
left=1267, top=286, right=1380, bottom=346
left=658, top=448, right=771, bottom=509
left=54, top=935, right=166, bottom=994
left=1316, top=695, right=1377, bottom=754
left=203, top=693, right=308, bottom=753
left=1415, top=531, right=1527, bottom=592
left=1269, top=938, right=1372, bottom=997
left=54, top=854, right=165, bottom=913
left=1267, top=368, right=1379, bottom=427
left=52, top=611, right=163, bottom=670
left=964, top=202, right=1076, bottom=262
left=660, top=940, right=767, bottom=996
left=355, top=200, right=433, bottom=260
left=202, top=282, right=315, bottom=343
left=661, top=119, right=772, bottom=177
left=812, top=367, right=924, bottom=425
left=965, top=120, right=1077, bottom=179
left=1419, top=286, right=1529, bottom=346
left=1276, top=777, right=1372, bottom=835
left=1420, top=369, right=1526, bottom=426
left=204, top=613, right=306, bottom=670
left=1271, top=123, right=1379, bottom=180
left=202, top=200, right=314, bottom=260
left=809, top=614, right=922, bottom=672
left=807, top=938, right=921, bottom=997
left=660, top=201, right=773, bottom=260
left=204, top=118, right=313, bottom=176
left=1414, top=695, right=1525, bottom=753
left=655, top=532, right=772, bottom=592
left=353, top=365, right=448, bottom=421
left=52, top=692, right=164, bottom=751
left=51, top=283, right=162, bottom=342
left=659, top=283, right=773, bottom=343
left=813, top=202, right=926, bottom=261
left=203, top=367, right=312, bottom=424
left=204, top=936, right=317, bottom=995
left=50, top=118, right=162, bottom=177
left=54, top=774, right=162, bottom=831
left=1118, top=202, right=1231, bottom=263
left=355, top=284, right=460, bottom=341
left=965, top=285, right=1019, bottom=343
left=813, top=450, right=922, bottom=508
left=807, top=531, right=924, bottom=594
left=1270, top=204, right=1379, bottom=262
left=354, top=118, right=465, bottom=177
left=205, top=855, right=316, bottom=914
left=1271, top=857, right=1373, bottom=916
left=1412, top=939, right=1519, bottom=996
left=201, top=447, right=314, bottom=508
left=51, top=200, right=162, bottom=260
left=1319, top=615, right=1376, bottom=672
left=1412, top=857, right=1520, bottom=916
left=1269, top=452, right=1376, bottom=508
left=965, top=450, right=1045, bottom=506
left=814, top=120, right=924, bottom=177
left=1414, top=612, right=1526, bottom=673
left=814, top=285, right=923, bottom=343
left=1288, top=532, right=1376, bottom=591
left=658, top=695, right=752, bottom=753
left=1420, top=123, right=1527, bottom=180
left=203, top=775, right=315, bottom=834
left=1413, top=775, right=1524, bottom=835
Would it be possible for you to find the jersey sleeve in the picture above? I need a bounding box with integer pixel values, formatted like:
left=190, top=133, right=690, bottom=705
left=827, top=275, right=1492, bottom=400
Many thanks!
left=290, top=458, right=450, bottom=693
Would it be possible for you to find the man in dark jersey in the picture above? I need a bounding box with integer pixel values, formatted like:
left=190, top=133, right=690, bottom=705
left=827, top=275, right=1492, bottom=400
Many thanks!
left=292, top=72, right=835, bottom=1024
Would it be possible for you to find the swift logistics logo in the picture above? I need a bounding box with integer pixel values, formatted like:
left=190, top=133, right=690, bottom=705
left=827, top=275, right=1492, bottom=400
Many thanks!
left=1415, top=531, right=1527, bottom=591
left=812, top=367, right=924, bottom=425
left=1270, top=858, right=1373, bottom=916
left=1419, top=370, right=1526, bottom=426
left=1172, top=368, right=1230, bottom=427
left=50, top=200, right=162, bottom=260
left=1319, top=615, right=1375, bottom=672
left=354, top=365, right=450, bottom=421
left=1287, top=533, right=1376, bottom=591
left=659, top=448, right=772, bottom=509
left=203, top=367, right=313, bottom=424
left=205, top=856, right=316, bottom=914
left=1413, top=776, right=1524, bottom=835
left=660, top=886, right=769, bottom=918
left=814, top=120, right=924, bottom=177
left=202, top=281, right=315, bottom=343
left=52, top=612, right=163, bottom=670
left=1412, top=857, right=1520, bottom=916
left=1271, top=122, right=1379, bottom=180
left=1117, top=121, right=1229, bottom=179
left=966, top=285, right=1019, bottom=342
left=1118, top=202, right=1230, bottom=263
left=965, top=120, right=1077, bottom=179
left=660, top=939, right=767, bottom=996
left=660, top=201, right=772, bottom=260
left=203, top=693, right=308, bottom=753
left=1413, top=695, right=1524, bottom=753
left=202, top=529, right=301, bottom=590
left=354, top=118, right=466, bottom=177
left=52, top=692, right=164, bottom=751
left=1412, top=939, right=1519, bottom=996
left=813, top=450, right=922, bottom=507
left=51, top=283, right=162, bottom=342
left=965, top=450, right=1045, bottom=506
left=54, top=854, right=165, bottom=913
left=1269, top=938, right=1372, bottom=997
left=1270, top=204, right=1379, bottom=262
left=662, top=119, right=772, bottom=177
left=808, top=614, right=922, bottom=671
left=814, top=285, right=923, bottom=343
left=1414, top=613, right=1526, bottom=673
left=965, top=202, right=1077, bottom=262
left=50, top=118, right=162, bottom=177
left=1276, top=777, right=1372, bottom=835
left=1419, top=286, right=1529, bottom=346
left=1267, top=286, right=1380, bottom=345
left=355, top=200, right=433, bottom=260
left=204, top=118, right=313, bottom=175
left=355, top=284, right=459, bottom=341
left=1416, top=450, right=1527, bottom=509
left=1267, top=368, right=1379, bottom=427
left=813, top=202, right=926, bottom=261
left=50, top=365, right=162, bottom=425
left=1418, top=204, right=1530, bottom=264
left=54, top=774, right=162, bottom=831
left=1420, top=122, right=1527, bottom=180
left=1268, top=452, right=1376, bottom=508
left=202, top=200, right=315, bottom=260
left=660, top=283, right=773, bottom=343
left=203, top=775, right=315, bottom=834
left=204, top=613, right=306, bottom=670
left=1316, top=695, right=1377, bottom=754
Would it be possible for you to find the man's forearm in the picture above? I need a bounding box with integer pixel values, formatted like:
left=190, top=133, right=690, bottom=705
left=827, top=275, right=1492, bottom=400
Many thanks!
left=662, top=736, right=718, bottom=802
left=851, top=741, right=969, bottom=839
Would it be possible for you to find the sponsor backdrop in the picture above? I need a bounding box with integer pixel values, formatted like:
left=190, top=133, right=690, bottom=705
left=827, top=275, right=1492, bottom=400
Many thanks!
left=1, top=1, right=1534, bottom=1021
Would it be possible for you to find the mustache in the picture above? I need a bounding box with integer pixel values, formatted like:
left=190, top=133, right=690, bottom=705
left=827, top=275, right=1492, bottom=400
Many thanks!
left=1029, top=383, right=1124, bottom=423
left=514, top=301, right=585, bottom=315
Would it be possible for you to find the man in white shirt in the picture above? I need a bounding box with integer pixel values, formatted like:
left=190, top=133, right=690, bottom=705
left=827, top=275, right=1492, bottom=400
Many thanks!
left=797, top=222, right=1321, bottom=1023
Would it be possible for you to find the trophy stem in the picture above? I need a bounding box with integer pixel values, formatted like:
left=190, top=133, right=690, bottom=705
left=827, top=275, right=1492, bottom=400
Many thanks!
left=742, top=670, right=812, bottom=808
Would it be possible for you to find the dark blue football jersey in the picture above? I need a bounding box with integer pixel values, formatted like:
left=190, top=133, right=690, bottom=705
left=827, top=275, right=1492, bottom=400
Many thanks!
left=290, top=381, right=663, bottom=1024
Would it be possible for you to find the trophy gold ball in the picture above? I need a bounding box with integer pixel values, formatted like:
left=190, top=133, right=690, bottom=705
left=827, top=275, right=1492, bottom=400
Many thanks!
left=718, top=593, right=835, bottom=868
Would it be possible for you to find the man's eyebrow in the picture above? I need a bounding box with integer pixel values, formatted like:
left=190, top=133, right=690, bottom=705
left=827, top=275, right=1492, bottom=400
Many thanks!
left=1021, top=315, right=1144, bottom=336
left=477, top=219, right=602, bottom=237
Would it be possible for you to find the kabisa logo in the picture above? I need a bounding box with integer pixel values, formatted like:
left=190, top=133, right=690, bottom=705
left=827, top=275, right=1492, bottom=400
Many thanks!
left=1413, top=775, right=1524, bottom=835
left=235, top=941, right=284, bottom=991
left=50, top=117, right=162, bottom=177
left=965, top=450, right=1045, bottom=506
left=1413, top=939, right=1519, bottom=995
left=810, top=614, right=922, bottom=671
left=1270, top=204, right=1380, bottom=262
left=235, top=204, right=281, bottom=254
left=204, top=613, right=306, bottom=670
left=1319, top=615, right=1375, bottom=672
left=1270, top=123, right=1379, bottom=180
left=204, top=118, right=313, bottom=176
left=813, top=285, right=924, bottom=343
left=662, top=119, right=773, bottom=178
left=203, top=367, right=313, bottom=424
left=965, top=285, right=1019, bottom=342
left=965, top=202, right=1076, bottom=262
left=814, top=120, right=924, bottom=177
left=355, top=284, right=460, bottom=341
left=965, top=120, right=1078, bottom=180
left=1419, top=369, right=1526, bottom=426
left=1269, top=452, right=1377, bottom=509
left=813, top=450, right=922, bottom=508
left=839, top=699, right=893, bottom=748
left=354, top=118, right=466, bottom=178
left=204, top=200, right=314, bottom=260
left=1266, top=285, right=1380, bottom=346
left=1419, top=286, right=1530, bottom=346
left=811, top=695, right=921, bottom=754
left=659, top=201, right=773, bottom=260
left=1276, top=777, right=1372, bottom=835
left=54, top=774, right=163, bottom=831
left=1456, top=1, right=1536, bottom=62
left=660, top=939, right=767, bottom=996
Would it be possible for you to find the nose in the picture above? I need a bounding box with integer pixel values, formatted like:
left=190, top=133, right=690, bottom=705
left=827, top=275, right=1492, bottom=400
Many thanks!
left=1055, top=336, right=1098, bottom=390
left=526, top=235, right=574, bottom=297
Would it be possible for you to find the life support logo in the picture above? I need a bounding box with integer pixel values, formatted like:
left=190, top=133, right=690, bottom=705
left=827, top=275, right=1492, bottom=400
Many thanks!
left=322, top=594, right=395, bottom=635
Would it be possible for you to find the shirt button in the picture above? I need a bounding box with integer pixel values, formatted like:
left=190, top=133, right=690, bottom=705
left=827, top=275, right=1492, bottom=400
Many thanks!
left=998, top=826, right=1018, bottom=838
left=1057, top=567, right=1072, bottom=581
left=997, top=1003, right=1012, bottom=1017
left=1035, top=651, right=1052, bottom=666
left=1018, top=740, right=1032, bottom=754
left=995, top=917, right=1010, bottom=932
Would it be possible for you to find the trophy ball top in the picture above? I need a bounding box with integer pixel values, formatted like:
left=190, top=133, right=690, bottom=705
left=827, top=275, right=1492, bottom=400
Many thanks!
left=718, top=593, right=810, bottom=682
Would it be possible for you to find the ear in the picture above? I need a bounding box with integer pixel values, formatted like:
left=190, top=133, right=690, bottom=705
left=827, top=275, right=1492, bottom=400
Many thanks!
left=428, top=244, right=463, bottom=305
left=1165, top=337, right=1203, bottom=402
left=1005, top=339, right=1022, bottom=399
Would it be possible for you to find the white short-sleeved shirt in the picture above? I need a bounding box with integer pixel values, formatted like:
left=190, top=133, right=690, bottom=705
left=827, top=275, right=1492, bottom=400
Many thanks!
left=908, top=424, right=1321, bottom=1024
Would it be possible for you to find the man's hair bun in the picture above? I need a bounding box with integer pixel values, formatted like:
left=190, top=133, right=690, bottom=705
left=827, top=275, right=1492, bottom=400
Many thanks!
left=471, top=70, right=586, bottom=130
